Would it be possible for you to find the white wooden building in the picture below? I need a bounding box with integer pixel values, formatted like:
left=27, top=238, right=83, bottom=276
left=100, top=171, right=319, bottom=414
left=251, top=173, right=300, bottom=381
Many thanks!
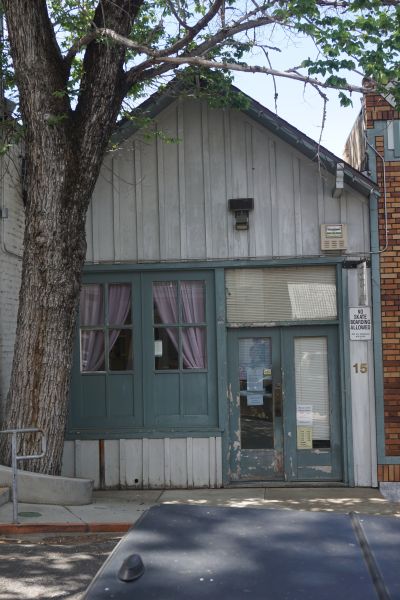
left=0, top=85, right=380, bottom=488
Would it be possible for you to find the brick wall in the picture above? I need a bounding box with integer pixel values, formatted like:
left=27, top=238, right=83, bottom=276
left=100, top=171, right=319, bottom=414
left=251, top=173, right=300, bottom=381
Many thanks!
left=364, top=93, right=400, bottom=479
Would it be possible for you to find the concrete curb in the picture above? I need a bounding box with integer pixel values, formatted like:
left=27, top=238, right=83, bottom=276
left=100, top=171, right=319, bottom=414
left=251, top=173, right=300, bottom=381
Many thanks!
left=0, top=522, right=132, bottom=535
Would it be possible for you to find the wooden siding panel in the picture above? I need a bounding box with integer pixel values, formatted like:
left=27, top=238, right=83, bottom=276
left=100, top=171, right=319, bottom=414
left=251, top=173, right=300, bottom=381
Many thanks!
left=228, top=110, right=250, bottom=257
left=192, top=438, right=210, bottom=486
left=104, top=439, right=120, bottom=488
left=148, top=438, right=166, bottom=487
left=114, top=141, right=137, bottom=261
left=183, top=101, right=206, bottom=259
left=157, top=106, right=181, bottom=259
left=299, top=162, right=320, bottom=255
left=275, top=141, right=296, bottom=256
left=139, top=137, right=160, bottom=261
left=120, top=439, right=143, bottom=488
left=88, top=99, right=371, bottom=263
left=347, top=192, right=370, bottom=253
left=208, top=107, right=229, bottom=258
left=323, top=174, right=341, bottom=224
left=92, top=154, right=114, bottom=261
left=251, top=126, right=273, bottom=257
left=169, top=438, right=189, bottom=487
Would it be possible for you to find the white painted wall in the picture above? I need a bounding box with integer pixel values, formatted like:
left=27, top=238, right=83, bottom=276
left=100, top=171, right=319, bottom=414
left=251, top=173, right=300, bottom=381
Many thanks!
left=62, top=437, right=223, bottom=489
left=348, top=268, right=378, bottom=487
left=86, top=99, right=371, bottom=264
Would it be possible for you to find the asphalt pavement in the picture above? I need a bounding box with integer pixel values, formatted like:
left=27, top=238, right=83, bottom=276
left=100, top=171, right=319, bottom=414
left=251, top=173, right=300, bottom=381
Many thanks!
left=0, top=487, right=398, bottom=599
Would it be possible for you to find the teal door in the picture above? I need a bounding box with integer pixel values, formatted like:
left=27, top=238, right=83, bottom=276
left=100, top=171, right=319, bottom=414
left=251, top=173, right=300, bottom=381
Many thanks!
left=228, top=329, right=284, bottom=481
left=228, top=326, right=342, bottom=482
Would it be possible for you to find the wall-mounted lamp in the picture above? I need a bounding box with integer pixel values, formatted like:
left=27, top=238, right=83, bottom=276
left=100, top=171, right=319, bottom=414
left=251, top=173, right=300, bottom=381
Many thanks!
left=228, top=198, right=254, bottom=230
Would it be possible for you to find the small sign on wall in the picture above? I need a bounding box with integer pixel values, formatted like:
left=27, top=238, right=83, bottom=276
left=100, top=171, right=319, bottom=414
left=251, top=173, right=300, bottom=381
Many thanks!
left=349, top=306, right=372, bottom=341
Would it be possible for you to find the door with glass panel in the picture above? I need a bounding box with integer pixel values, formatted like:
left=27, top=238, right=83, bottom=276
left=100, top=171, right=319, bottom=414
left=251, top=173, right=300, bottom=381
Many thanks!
left=283, top=326, right=342, bottom=482
left=228, top=328, right=284, bottom=481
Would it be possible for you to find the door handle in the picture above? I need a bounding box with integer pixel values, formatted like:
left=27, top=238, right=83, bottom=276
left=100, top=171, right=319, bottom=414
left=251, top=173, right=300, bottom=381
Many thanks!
left=274, top=383, right=282, bottom=417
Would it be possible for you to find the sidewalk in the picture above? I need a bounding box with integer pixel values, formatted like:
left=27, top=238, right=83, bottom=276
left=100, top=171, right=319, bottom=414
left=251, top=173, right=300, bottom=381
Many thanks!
left=0, top=487, right=398, bottom=534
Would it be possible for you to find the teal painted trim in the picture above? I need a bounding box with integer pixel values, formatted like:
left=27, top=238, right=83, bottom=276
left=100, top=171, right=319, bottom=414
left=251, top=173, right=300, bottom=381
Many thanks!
left=215, top=268, right=229, bottom=485
left=65, top=429, right=223, bottom=440
left=369, top=190, right=386, bottom=463
left=366, top=121, right=400, bottom=182
left=339, top=263, right=354, bottom=486
left=394, top=121, right=400, bottom=158
left=83, top=256, right=348, bottom=274
left=228, top=319, right=339, bottom=328
left=379, top=456, right=400, bottom=464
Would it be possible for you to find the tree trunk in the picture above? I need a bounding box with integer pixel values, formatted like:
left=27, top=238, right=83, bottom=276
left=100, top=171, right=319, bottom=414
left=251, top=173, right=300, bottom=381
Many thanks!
left=0, top=147, right=89, bottom=473
left=0, top=0, right=140, bottom=475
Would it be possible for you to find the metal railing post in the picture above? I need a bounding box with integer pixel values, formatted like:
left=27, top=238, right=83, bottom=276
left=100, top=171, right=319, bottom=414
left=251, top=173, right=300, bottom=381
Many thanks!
left=0, top=428, right=46, bottom=524
left=11, top=431, right=17, bottom=523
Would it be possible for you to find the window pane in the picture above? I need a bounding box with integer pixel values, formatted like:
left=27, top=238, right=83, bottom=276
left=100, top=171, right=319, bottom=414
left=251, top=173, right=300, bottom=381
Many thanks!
left=80, top=284, right=104, bottom=326
left=182, top=327, right=206, bottom=369
left=153, top=282, right=178, bottom=324
left=226, top=266, right=337, bottom=323
left=81, top=330, right=105, bottom=371
left=295, top=337, right=330, bottom=447
left=239, top=338, right=273, bottom=450
left=108, top=284, right=132, bottom=325
left=109, top=329, right=133, bottom=371
left=154, top=327, right=178, bottom=370
left=181, top=281, right=205, bottom=323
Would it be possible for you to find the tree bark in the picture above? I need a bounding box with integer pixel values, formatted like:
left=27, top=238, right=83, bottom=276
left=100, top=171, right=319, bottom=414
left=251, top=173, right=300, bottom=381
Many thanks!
left=0, top=0, right=142, bottom=474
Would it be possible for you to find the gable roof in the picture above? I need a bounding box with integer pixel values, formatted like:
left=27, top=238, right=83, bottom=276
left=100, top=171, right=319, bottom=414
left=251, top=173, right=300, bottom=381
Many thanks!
left=114, top=81, right=378, bottom=199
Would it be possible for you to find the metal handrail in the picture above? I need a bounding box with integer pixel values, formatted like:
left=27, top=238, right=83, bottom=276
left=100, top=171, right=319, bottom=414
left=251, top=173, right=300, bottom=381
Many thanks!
left=0, top=428, right=46, bottom=523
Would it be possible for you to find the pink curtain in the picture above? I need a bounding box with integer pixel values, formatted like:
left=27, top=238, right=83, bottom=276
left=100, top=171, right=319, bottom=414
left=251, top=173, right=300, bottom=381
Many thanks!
left=108, top=284, right=132, bottom=352
left=153, top=281, right=206, bottom=369
left=80, top=283, right=131, bottom=372
left=153, top=282, right=179, bottom=351
left=80, top=285, right=105, bottom=371
left=181, top=281, right=206, bottom=369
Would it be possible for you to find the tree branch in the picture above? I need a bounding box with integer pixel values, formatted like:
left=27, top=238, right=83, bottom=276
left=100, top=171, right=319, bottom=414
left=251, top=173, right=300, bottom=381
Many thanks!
left=140, top=55, right=371, bottom=94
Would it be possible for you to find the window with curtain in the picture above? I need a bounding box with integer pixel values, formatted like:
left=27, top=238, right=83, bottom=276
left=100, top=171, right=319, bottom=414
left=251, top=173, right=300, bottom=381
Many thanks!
left=153, top=280, right=207, bottom=370
left=80, top=283, right=133, bottom=372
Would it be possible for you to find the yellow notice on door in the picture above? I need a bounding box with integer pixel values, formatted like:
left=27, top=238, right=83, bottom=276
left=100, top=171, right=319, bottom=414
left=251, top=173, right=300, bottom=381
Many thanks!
left=297, top=426, right=313, bottom=450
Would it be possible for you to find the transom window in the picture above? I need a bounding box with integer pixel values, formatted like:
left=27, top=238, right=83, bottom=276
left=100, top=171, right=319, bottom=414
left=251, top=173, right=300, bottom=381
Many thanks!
left=153, top=280, right=207, bottom=370
left=80, top=283, right=133, bottom=372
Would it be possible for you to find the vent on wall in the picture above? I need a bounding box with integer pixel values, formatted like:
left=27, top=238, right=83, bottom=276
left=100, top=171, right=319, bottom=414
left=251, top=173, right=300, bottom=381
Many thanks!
left=320, top=224, right=347, bottom=252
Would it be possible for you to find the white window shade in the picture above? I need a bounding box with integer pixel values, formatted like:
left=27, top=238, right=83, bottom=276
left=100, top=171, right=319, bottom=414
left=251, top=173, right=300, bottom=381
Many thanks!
left=295, top=337, right=330, bottom=440
left=226, top=266, right=337, bottom=323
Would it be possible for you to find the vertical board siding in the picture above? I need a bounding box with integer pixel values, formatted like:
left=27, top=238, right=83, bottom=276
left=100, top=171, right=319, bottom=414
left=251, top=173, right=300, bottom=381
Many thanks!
left=139, top=135, right=160, bottom=261
left=87, top=98, right=370, bottom=263
left=183, top=101, right=207, bottom=259
left=63, top=437, right=223, bottom=489
left=104, top=440, right=120, bottom=488
left=252, top=128, right=273, bottom=257
left=120, top=439, right=143, bottom=487
left=116, top=141, right=137, bottom=261
left=208, top=108, right=229, bottom=258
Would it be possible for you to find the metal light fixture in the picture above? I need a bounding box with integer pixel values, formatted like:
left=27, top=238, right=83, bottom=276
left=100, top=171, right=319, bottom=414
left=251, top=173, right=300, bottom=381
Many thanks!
left=228, top=198, right=254, bottom=231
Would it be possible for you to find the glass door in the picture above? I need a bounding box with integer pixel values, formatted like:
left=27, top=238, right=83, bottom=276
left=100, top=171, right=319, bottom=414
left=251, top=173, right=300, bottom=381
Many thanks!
left=228, top=329, right=283, bottom=481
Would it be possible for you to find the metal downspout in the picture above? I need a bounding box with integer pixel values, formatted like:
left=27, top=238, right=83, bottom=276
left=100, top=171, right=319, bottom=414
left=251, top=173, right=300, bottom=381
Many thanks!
left=369, top=189, right=385, bottom=467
